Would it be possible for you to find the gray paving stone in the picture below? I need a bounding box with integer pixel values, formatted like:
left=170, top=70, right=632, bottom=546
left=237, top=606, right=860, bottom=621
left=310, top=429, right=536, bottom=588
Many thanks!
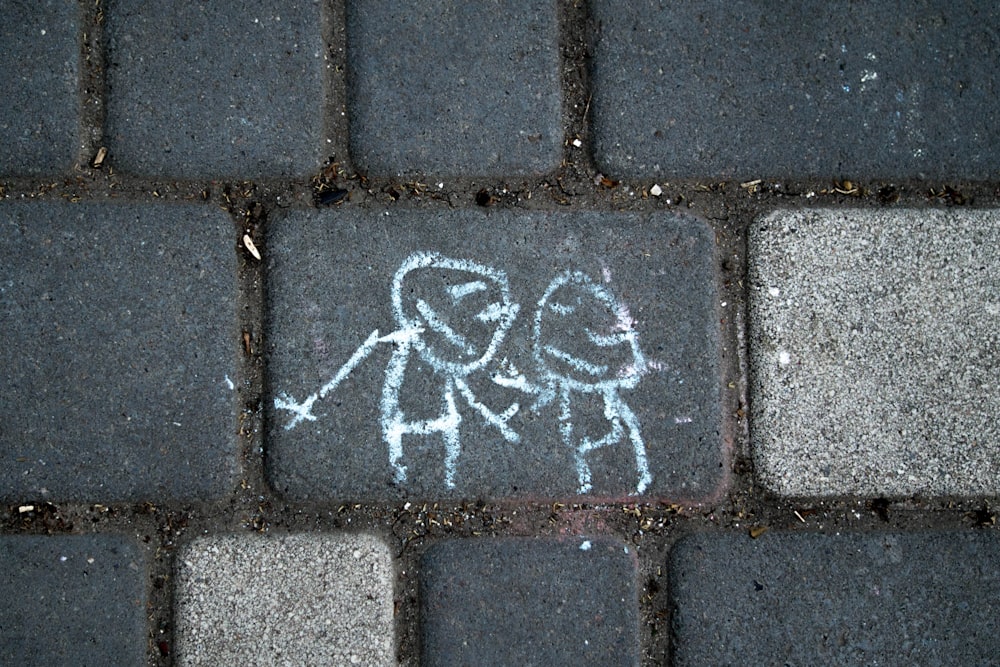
left=591, top=0, right=1000, bottom=180
left=265, top=208, right=723, bottom=502
left=0, top=534, right=146, bottom=667
left=104, top=0, right=326, bottom=179
left=670, top=530, right=1000, bottom=666
left=175, top=532, right=395, bottom=666
left=421, top=537, right=639, bottom=667
left=0, top=200, right=237, bottom=503
left=748, top=209, right=1000, bottom=497
left=345, top=0, right=563, bottom=178
left=0, top=0, right=80, bottom=176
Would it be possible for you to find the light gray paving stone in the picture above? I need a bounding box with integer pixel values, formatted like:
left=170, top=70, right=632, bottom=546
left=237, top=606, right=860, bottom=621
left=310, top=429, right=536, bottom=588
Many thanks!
left=104, top=0, right=327, bottom=179
left=670, top=530, right=1000, bottom=666
left=265, top=208, right=724, bottom=503
left=591, top=0, right=1000, bottom=180
left=345, top=0, right=563, bottom=178
left=0, top=0, right=80, bottom=176
left=0, top=200, right=237, bottom=503
left=748, top=208, right=1000, bottom=497
left=0, top=534, right=147, bottom=667
left=175, top=533, right=396, bottom=666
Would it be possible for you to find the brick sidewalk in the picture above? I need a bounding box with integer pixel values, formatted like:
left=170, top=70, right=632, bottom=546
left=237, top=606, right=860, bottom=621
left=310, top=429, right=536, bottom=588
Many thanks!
left=1, top=1, right=998, bottom=665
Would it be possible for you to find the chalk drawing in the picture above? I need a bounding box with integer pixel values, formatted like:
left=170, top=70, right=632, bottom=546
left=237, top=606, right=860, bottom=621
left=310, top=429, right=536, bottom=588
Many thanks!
left=276, top=256, right=656, bottom=494
left=275, top=251, right=520, bottom=488
left=495, top=270, right=653, bottom=495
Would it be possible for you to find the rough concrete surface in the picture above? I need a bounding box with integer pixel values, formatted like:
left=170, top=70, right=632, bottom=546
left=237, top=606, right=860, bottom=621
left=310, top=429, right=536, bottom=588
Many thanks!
left=0, top=200, right=237, bottom=503
left=0, top=534, right=146, bottom=667
left=345, top=0, right=563, bottom=178
left=265, top=208, right=723, bottom=502
left=748, top=208, right=1000, bottom=497
left=670, top=530, right=1000, bottom=666
left=104, top=0, right=327, bottom=179
left=175, top=532, right=395, bottom=666
left=0, top=0, right=80, bottom=176
left=591, top=0, right=1000, bottom=180
left=421, top=536, right=640, bottom=667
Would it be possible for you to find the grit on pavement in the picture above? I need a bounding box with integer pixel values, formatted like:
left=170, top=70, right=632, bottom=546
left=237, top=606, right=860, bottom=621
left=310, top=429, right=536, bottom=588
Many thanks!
left=1, top=1, right=998, bottom=665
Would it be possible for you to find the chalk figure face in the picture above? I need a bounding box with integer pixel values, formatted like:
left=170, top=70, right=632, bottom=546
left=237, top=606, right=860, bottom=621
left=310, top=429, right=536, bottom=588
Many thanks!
left=534, top=271, right=644, bottom=391
left=392, top=252, right=519, bottom=375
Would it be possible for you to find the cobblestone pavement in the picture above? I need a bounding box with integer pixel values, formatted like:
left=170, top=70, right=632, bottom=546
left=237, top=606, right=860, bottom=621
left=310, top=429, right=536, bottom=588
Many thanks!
left=2, top=1, right=999, bottom=665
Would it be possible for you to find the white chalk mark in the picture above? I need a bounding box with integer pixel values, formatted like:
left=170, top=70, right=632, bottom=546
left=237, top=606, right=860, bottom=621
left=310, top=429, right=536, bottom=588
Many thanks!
left=449, top=280, right=488, bottom=300
left=674, top=416, right=693, bottom=424
left=274, top=391, right=319, bottom=429
left=476, top=302, right=510, bottom=323
left=416, top=299, right=476, bottom=355
left=544, top=345, right=609, bottom=377
left=224, top=375, right=234, bottom=390
left=547, top=301, right=576, bottom=315
left=535, top=270, right=652, bottom=495
left=455, top=377, right=520, bottom=443
left=580, top=540, right=592, bottom=551
left=318, top=329, right=383, bottom=398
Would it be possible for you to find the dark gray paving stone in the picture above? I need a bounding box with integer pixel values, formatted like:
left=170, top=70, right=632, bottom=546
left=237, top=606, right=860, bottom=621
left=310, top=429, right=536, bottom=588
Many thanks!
left=104, top=0, right=326, bottom=179
left=421, top=537, right=639, bottom=667
left=345, top=0, right=563, bottom=178
left=748, top=209, right=1000, bottom=498
left=670, top=530, right=1000, bottom=667
left=265, top=208, right=723, bottom=502
left=0, top=200, right=237, bottom=503
left=0, top=534, right=146, bottom=667
left=0, top=0, right=80, bottom=176
left=591, top=0, right=1000, bottom=180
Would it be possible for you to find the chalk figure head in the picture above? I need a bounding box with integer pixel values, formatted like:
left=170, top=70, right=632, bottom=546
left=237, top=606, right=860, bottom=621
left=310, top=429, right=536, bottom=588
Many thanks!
left=533, top=270, right=645, bottom=392
left=392, top=252, right=519, bottom=375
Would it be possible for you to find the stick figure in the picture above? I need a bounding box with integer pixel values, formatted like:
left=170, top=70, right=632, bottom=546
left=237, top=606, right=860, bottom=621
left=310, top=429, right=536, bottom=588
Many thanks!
left=503, top=270, right=652, bottom=494
left=275, top=251, right=520, bottom=488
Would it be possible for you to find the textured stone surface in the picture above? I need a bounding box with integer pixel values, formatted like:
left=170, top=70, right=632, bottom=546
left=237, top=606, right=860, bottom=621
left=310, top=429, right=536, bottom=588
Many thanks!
left=670, top=530, right=1000, bottom=666
left=345, top=0, right=562, bottom=177
left=175, top=533, right=395, bottom=666
left=591, top=0, right=1000, bottom=180
left=0, top=0, right=80, bottom=176
left=265, top=208, right=723, bottom=502
left=0, top=200, right=237, bottom=503
left=421, top=537, right=640, bottom=667
left=0, top=534, right=146, bottom=667
left=104, top=0, right=327, bottom=179
left=748, top=209, right=1000, bottom=497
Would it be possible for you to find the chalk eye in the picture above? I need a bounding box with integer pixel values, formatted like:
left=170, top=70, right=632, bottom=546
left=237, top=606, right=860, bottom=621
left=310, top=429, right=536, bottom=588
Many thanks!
left=547, top=301, right=576, bottom=315
left=448, top=281, right=488, bottom=302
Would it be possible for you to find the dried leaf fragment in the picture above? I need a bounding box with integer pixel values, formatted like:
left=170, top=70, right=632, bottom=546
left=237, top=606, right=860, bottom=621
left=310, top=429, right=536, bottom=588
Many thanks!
left=242, top=234, right=261, bottom=261
left=749, top=525, right=769, bottom=539
left=91, top=146, right=108, bottom=168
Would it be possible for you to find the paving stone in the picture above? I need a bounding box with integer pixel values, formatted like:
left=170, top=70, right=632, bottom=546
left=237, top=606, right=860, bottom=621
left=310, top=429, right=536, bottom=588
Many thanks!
left=421, top=536, right=639, bottom=667
left=748, top=209, right=1000, bottom=497
left=0, top=534, right=146, bottom=667
left=345, top=0, right=563, bottom=178
left=591, top=0, right=1000, bottom=180
left=0, top=200, right=237, bottom=503
left=175, top=533, right=395, bottom=666
left=670, top=529, right=1000, bottom=666
left=265, top=208, right=723, bottom=502
left=104, top=0, right=326, bottom=179
left=0, top=0, right=80, bottom=176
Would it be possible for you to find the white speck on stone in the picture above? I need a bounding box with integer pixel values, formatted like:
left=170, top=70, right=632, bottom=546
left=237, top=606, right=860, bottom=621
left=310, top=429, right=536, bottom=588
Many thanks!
left=59, top=556, right=67, bottom=562
left=225, top=375, right=235, bottom=390
left=650, top=184, right=663, bottom=197
left=861, top=70, right=878, bottom=83
left=40, top=29, right=46, bottom=35
left=768, top=287, right=780, bottom=297
left=437, top=182, right=444, bottom=189
left=579, top=540, right=592, bottom=551
left=571, top=138, right=582, bottom=148
left=778, top=351, right=791, bottom=366
left=352, top=550, right=362, bottom=559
